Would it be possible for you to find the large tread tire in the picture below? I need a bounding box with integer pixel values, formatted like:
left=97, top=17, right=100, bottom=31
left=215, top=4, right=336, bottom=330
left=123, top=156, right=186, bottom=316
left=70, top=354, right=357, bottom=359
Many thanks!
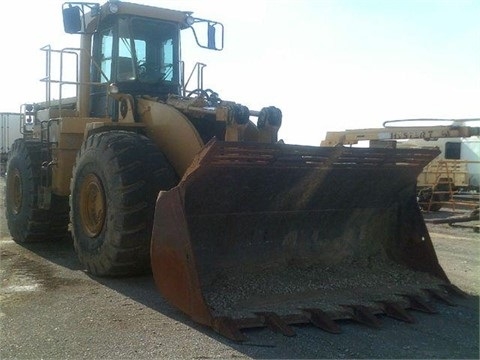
left=5, top=139, right=70, bottom=243
left=70, top=131, right=177, bottom=277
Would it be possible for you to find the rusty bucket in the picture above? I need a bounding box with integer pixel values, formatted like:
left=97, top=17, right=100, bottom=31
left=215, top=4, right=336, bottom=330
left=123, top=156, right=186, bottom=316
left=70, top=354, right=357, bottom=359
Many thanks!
left=151, top=140, right=450, bottom=340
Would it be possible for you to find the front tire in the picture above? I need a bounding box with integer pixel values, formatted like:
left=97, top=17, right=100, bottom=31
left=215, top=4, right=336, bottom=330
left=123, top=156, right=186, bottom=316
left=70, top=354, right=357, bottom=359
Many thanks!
left=5, top=139, right=69, bottom=242
left=70, top=131, right=177, bottom=276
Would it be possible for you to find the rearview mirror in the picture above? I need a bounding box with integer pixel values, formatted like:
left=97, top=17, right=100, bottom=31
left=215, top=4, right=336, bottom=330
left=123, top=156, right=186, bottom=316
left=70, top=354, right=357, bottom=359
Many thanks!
left=62, top=2, right=100, bottom=34
left=188, top=18, right=224, bottom=51
left=63, top=6, right=82, bottom=33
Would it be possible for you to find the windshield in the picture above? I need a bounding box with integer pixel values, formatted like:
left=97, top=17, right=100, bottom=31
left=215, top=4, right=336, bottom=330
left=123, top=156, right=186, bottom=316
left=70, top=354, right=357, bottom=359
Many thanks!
left=98, top=17, right=179, bottom=85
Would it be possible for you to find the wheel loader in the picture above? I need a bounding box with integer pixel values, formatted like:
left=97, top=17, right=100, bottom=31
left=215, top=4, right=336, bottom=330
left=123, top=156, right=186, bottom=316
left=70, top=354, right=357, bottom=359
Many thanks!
left=5, top=1, right=463, bottom=341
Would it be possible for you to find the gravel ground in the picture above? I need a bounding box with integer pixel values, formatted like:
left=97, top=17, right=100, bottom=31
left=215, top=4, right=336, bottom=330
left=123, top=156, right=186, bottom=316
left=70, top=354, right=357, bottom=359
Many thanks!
left=0, top=177, right=478, bottom=359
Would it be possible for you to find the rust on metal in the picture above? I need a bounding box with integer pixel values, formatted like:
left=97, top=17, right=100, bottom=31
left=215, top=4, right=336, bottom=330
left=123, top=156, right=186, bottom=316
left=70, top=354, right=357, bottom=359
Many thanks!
left=442, top=283, right=470, bottom=298
left=150, top=139, right=454, bottom=341
left=380, top=301, right=416, bottom=323
left=255, top=312, right=296, bottom=337
left=213, top=317, right=247, bottom=342
left=303, top=308, right=342, bottom=334
left=343, top=305, right=382, bottom=328
left=424, top=288, right=456, bottom=306
left=403, top=294, right=438, bottom=314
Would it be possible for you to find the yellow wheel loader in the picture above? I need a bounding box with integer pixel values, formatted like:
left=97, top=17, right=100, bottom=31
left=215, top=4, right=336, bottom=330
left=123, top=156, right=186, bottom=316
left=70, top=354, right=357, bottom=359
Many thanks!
left=5, top=1, right=462, bottom=341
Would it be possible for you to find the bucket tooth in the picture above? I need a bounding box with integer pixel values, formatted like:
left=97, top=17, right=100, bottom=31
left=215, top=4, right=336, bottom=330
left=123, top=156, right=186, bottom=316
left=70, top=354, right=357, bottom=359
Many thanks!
left=343, top=305, right=381, bottom=328
left=424, top=288, right=456, bottom=306
left=302, top=308, right=342, bottom=334
left=380, top=301, right=416, bottom=323
left=403, top=294, right=438, bottom=314
left=213, top=317, right=247, bottom=342
left=255, top=312, right=296, bottom=337
left=441, top=284, right=469, bottom=298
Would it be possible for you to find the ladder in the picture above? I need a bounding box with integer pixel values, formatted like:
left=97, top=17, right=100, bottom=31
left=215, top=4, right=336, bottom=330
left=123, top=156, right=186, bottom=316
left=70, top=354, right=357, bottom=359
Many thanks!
left=422, top=160, right=456, bottom=212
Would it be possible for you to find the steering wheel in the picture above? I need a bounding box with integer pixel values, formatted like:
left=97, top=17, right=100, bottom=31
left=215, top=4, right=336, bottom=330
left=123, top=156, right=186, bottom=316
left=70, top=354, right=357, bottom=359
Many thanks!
left=186, top=89, right=221, bottom=105
left=187, top=88, right=211, bottom=100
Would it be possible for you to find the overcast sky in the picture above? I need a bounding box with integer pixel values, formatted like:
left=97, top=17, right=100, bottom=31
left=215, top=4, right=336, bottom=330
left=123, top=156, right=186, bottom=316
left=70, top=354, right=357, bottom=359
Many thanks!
left=0, top=0, right=478, bottom=145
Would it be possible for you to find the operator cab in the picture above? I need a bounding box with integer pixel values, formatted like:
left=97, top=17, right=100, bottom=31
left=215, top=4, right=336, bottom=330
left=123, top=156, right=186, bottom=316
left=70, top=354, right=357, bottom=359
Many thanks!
left=89, top=15, right=181, bottom=116
left=62, top=1, right=223, bottom=119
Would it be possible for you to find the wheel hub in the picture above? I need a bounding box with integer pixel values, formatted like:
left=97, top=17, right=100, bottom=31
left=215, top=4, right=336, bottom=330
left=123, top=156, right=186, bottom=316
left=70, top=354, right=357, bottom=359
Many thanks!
left=80, top=173, right=106, bottom=238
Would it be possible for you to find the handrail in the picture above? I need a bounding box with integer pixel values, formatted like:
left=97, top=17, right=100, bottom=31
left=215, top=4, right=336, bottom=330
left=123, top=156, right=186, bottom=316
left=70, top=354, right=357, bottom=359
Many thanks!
left=39, top=45, right=110, bottom=115
left=182, top=62, right=206, bottom=96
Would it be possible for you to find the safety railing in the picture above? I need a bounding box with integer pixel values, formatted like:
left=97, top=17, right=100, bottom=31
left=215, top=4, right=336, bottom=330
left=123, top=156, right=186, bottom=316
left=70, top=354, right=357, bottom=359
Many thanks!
left=39, top=45, right=110, bottom=114
left=181, top=61, right=207, bottom=97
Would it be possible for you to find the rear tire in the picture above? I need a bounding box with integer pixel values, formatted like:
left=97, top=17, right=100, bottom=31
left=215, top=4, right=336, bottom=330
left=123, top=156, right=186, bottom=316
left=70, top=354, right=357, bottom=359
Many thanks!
left=5, top=139, right=69, bottom=242
left=70, top=131, right=177, bottom=276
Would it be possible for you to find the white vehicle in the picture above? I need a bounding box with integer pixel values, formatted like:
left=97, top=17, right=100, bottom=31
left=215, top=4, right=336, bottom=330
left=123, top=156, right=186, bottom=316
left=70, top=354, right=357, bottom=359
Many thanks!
left=321, top=119, right=480, bottom=210
left=400, top=135, right=480, bottom=191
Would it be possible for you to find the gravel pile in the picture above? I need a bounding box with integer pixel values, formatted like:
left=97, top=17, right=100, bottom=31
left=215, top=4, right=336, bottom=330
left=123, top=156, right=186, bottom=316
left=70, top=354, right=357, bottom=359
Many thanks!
left=203, top=257, right=445, bottom=318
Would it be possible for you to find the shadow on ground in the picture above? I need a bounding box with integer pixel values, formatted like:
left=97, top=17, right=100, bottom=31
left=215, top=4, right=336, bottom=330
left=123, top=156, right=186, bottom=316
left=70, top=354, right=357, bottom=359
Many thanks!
left=12, top=234, right=479, bottom=359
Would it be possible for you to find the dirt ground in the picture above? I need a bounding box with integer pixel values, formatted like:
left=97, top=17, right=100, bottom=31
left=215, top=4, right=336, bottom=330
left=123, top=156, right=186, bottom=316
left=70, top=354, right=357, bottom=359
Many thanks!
left=0, top=176, right=478, bottom=359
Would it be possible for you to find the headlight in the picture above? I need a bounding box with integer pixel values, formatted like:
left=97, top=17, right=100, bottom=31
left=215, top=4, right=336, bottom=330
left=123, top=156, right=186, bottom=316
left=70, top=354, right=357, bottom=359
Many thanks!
left=185, top=15, right=195, bottom=26
left=108, top=83, right=119, bottom=94
left=108, top=1, right=119, bottom=14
